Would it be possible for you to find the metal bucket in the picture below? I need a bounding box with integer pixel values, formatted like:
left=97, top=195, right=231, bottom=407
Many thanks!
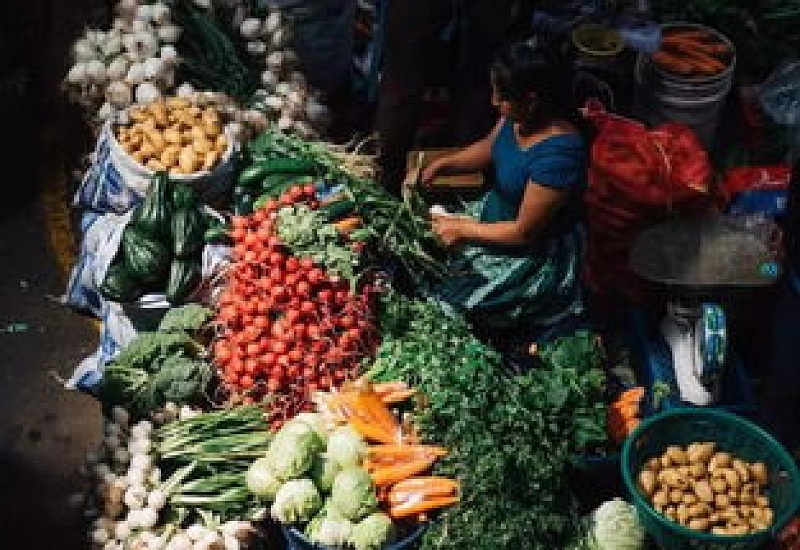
left=633, top=23, right=736, bottom=149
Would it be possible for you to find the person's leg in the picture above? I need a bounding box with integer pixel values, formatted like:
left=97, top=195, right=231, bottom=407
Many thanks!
left=760, top=281, right=800, bottom=452
left=373, top=0, right=452, bottom=195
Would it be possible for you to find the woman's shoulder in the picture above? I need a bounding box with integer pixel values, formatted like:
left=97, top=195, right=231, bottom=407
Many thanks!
left=524, top=132, right=588, bottom=189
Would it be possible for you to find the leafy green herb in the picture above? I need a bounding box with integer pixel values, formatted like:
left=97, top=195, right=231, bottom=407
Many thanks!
left=111, top=331, right=197, bottom=372
left=158, top=304, right=213, bottom=333
left=368, top=294, right=607, bottom=549
left=276, top=205, right=361, bottom=287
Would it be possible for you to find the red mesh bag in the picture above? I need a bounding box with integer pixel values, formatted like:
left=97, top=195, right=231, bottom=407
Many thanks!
left=583, top=101, right=713, bottom=304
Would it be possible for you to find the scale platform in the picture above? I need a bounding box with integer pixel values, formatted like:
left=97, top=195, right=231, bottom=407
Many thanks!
left=627, top=214, right=779, bottom=409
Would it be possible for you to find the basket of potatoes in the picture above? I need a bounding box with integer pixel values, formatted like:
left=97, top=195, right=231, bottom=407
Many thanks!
left=622, top=409, right=800, bottom=550
left=108, top=97, right=237, bottom=201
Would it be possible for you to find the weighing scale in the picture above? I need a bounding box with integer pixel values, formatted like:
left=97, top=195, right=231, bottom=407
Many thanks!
left=629, top=214, right=780, bottom=406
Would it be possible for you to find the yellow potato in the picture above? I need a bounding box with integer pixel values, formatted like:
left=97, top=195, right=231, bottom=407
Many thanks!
left=709, top=452, right=732, bottom=472
left=715, top=494, right=731, bottom=509
left=732, top=460, right=751, bottom=484
left=132, top=150, right=148, bottom=165
left=686, top=442, right=716, bottom=465
left=688, top=518, right=710, bottom=531
left=201, top=150, right=218, bottom=171
left=711, top=478, right=727, bottom=494
left=666, top=446, right=689, bottom=466
left=750, top=463, right=769, bottom=486
left=645, top=457, right=662, bottom=473
left=160, top=146, right=179, bottom=168
left=689, top=462, right=706, bottom=479
left=669, top=489, right=684, bottom=504
left=146, top=158, right=166, bottom=171
left=193, top=138, right=212, bottom=155
left=693, top=480, right=714, bottom=503
left=652, top=490, right=669, bottom=508
left=682, top=492, right=697, bottom=505
left=178, top=146, right=200, bottom=174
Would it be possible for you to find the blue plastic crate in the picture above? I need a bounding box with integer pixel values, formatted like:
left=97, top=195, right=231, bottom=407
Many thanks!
left=627, top=308, right=757, bottom=417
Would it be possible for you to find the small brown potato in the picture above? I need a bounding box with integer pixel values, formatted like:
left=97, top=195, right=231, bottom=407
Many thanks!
left=750, top=462, right=769, bottom=486
left=694, top=480, right=714, bottom=503
left=755, top=495, right=769, bottom=508
left=160, top=147, right=179, bottom=169
left=758, top=508, right=774, bottom=526
left=688, top=518, right=710, bottom=531
left=215, top=134, right=228, bottom=153
left=676, top=505, right=690, bottom=525
left=201, top=150, right=218, bottom=171
left=204, top=121, right=222, bottom=138
left=193, top=138, right=212, bottom=155
left=146, top=158, right=166, bottom=171
left=719, top=469, right=741, bottom=491
left=670, top=489, right=685, bottom=504
left=710, top=478, right=727, bottom=494
left=645, top=457, right=662, bottom=473
left=664, top=506, right=678, bottom=522
left=639, top=470, right=657, bottom=496
left=726, top=523, right=749, bottom=536
left=682, top=493, right=697, bottom=505
left=666, top=446, right=689, bottom=465
left=687, top=442, right=716, bottom=464
left=129, top=107, right=147, bottom=122
left=164, top=128, right=182, bottom=145
left=732, top=460, right=751, bottom=483
left=178, top=146, right=200, bottom=174
left=689, top=462, right=706, bottom=479
left=711, top=526, right=729, bottom=536
left=719, top=509, right=742, bottom=523
left=166, top=97, right=189, bottom=109
left=687, top=503, right=710, bottom=518
left=709, top=452, right=732, bottom=472
left=708, top=512, right=721, bottom=525
left=714, top=494, right=731, bottom=509
left=652, top=490, right=669, bottom=508
left=147, top=131, right=165, bottom=151
left=189, top=126, right=206, bottom=143
left=660, top=454, right=673, bottom=469
left=132, top=150, right=148, bottom=165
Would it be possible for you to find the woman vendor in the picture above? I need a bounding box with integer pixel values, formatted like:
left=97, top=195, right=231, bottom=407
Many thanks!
left=418, top=41, right=590, bottom=363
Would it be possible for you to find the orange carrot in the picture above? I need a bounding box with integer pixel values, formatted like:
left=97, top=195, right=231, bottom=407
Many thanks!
left=389, top=496, right=460, bottom=519
left=652, top=51, right=695, bottom=75
left=347, top=412, right=400, bottom=444
left=371, top=381, right=409, bottom=395
left=391, top=476, right=459, bottom=492
left=334, top=216, right=362, bottom=234
left=371, top=457, right=436, bottom=486
left=381, top=388, right=417, bottom=405
left=618, top=386, right=645, bottom=404
left=368, top=445, right=448, bottom=459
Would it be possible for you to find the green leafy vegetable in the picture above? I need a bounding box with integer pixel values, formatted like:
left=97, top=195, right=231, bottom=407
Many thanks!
left=329, top=467, right=378, bottom=521
left=158, top=304, right=213, bottom=333
left=350, top=512, right=395, bottom=550
left=271, top=479, right=323, bottom=524
left=111, top=331, right=196, bottom=372
left=246, top=457, right=283, bottom=501
left=266, top=420, right=324, bottom=481
left=568, top=499, right=645, bottom=550
left=306, top=506, right=355, bottom=547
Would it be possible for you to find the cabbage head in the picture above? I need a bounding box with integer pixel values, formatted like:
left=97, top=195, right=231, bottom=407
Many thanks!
left=267, top=420, right=324, bottom=480
left=586, top=499, right=645, bottom=550
left=329, top=467, right=378, bottom=521
left=326, top=425, right=367, bottom=468
left=270, top=479, right=322, bottom=524
left=245, top=457, right=282, bottom=501
left=311, top=454, right=341, bottom=493
left=350, top=512, right=394, bottom=550
left=294, top=412, right=330, bottom=442
left=306, top=505, right=354, bottom=547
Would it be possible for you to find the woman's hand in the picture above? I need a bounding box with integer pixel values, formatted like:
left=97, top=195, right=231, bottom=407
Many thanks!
left=420, top=157, right=449, bottom=186
left=432, top=215, right=471, bottom=247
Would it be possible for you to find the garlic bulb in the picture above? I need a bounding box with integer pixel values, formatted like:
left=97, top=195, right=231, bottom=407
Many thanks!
left=149, top=3, right=171, bottom=26
left=135, top=4, right=153, bottom=22
left=159, top=45, right=178, bottom=65
left=102, top=35, right=124, bottom=57
left=135, top=81, right=161, bottom=104
left=263, top=12, right=283, bottom=35
left=142, top=57, right=165, bottom=80
left=117, top=0, right=138, bottom=18
left=266, top=51, right=284, bottom=72
left=107, top=57, right=130, bottom=80
left=305, top=100, right=330, bottom=124
left=260, top=70, right=278, bottom=88
left=157, top=24, right=181, bottom=44
left=239, top=18, right=261, bottom=40
left=275, top=82, right=293, bottom=97
left=246, top=41, right=267, bottom=56
left=106, top=81, right=132, bottom=108
left=66, top=63, right=88, bottom=84
left=131, top=19, right=149, bottom=33
left=277, top=116, right=293, bottom=130
left=292, top=120, right=314, bottom=138
left=74, top=39, right=97, bottom=63
left=133, top=31, right=159, bottom=58
left=176, top=82, right=195, bottom=98
left=98, top=102, right=114, bottom=121
left=85, top=60, right=107, bottom=84
left=125, top=63, right=145, bottom=85
left=263, top=95, right=283, bottom=111
left=270, top=28, right=290, bottom=49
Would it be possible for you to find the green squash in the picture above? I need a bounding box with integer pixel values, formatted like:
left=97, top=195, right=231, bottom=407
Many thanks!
left=171, top=208, right=207, bottom=258
left=121, top=225, right=171, bottom=284
left=165, top=257, right=202, bottom=305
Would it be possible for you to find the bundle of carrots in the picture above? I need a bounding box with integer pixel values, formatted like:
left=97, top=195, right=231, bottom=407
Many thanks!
left=607, top=386, right=645, bottom=444
left=652, top=27, right=732, bottom=77
left=315, top=379, right=460, bottom=520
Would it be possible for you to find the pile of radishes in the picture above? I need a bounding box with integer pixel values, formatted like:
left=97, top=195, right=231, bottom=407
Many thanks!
left=212, top=186, right=378, bottom=424
left=76, top=405, right=257, bottom=550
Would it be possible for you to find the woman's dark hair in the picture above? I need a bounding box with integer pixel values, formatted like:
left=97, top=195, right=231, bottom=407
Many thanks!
left=491, top=41, right=587, bottom=136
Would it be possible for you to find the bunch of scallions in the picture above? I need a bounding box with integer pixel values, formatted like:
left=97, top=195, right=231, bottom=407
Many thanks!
left=78, top=404, right=273, bottom=550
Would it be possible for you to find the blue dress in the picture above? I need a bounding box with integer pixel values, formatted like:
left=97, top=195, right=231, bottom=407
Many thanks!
left=430, top=119, right=588, bottom=332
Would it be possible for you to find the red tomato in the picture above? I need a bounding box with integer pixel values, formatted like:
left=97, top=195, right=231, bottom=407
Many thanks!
left=318, top=289, right=333, bottom=304
left=240, top=375, right=255, bottom=389
left=269, top=252, right=285, bottom=266
left=295, top=281, right=311, bottom=297
left=244, top=359, right=259, bottom=374
left=299, top=257, right=314, bottom=270
left=267, top=378, right=281, bottom=393
left=263, top=199, right=279, bottom=212
left=252, top=209, right=267, bottom=224
left=272, top=341, right=288, bottom=354
left=307, top=268, right=325, bottom=285
left=289, top=186, right=304, bottom=201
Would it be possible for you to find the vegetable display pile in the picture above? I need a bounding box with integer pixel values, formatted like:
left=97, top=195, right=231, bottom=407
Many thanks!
left=367, top=293, right=608, bottom=549
left=242, top=380, right=458, bottom=549
left=116, top=98, right=229, bottom=174
left=652, top=26, right=733, bottom=77
left=78, top=404, right=267, bottom=550
left=242, top=130, right=447, bottom=282
left=637, top=442, right=774, bottom=535
left=100, top=173, right=210, bottom=305
left=212, top=185, right=378, bottom=422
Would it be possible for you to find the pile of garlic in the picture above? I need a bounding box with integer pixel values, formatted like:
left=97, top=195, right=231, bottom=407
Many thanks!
left=64, top=1, right=183, bottom=122
left=235, top=7, right=330, bottom=139
left=76, top=405, right=258, bottom=550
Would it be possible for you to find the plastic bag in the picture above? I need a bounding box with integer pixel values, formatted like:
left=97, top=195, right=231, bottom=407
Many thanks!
left=75, top=118, right=236, bottom=214
left=759, top=61, right=800, bottom=161
left=720, top=165, right=790, bottom=218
